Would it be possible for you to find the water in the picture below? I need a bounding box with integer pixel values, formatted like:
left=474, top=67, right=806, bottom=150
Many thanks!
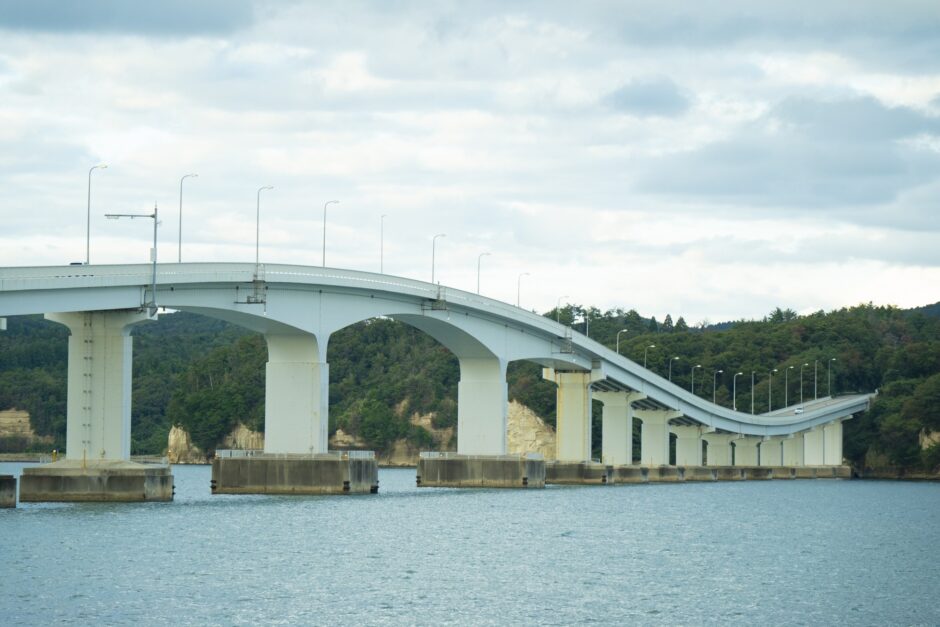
left=1, top=463, right=938, bottom=626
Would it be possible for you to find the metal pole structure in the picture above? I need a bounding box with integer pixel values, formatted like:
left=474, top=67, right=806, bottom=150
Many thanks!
left=751, top=371, right=756, bottom=414
left=768, top=368, right=778, bottom=411
left=86, top=164, right=107, bottom=264
left=828, top=358, right=837, bottom=396
left=814, top=359, right=818, bottom=400
left=585, top=310, right=590, bottom=338
left=104, top=204, right=158, bottom=315
left=255, top=186, right=273, bottom=270
left=516, top=272, right=529, bottom=307
left=644, top=344, right=656, bottom=369
left=733, top=372, right=743, bottom=411
left=668, top=356, right=679, bottom=381
left=380, top=214, right=387, bottom=273
left=476, top=252, right=490, bottom=294
left=321, top=200, right=339, bottom=267
left=616, top=329, right=628, bottom=354
left=691, top=364, right=701, bottom=394
left=178, top=173, right=197, bottom=263
left=713, top=369, right=723, bottom=404
left=784, top=365, right=794, bottom=407
left=799, top=362, right=809, bottom=408
left=556, top=295, right=569, bottom=324
left=431, top=233, right=446, bottom=284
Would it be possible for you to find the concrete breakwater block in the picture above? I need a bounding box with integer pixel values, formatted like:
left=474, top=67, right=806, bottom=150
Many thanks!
left=1, top=474, right=15, bottom=508
left=682, top=466, right=717, bottom=482
left=19, top=461, right=173, bottom=502
left=417, top=454, right=545, bottom=488
left=610, top=466, right=648, bottom=484
left=212, top=454, right=378, bottom=495
left=647, top=466, right=683, bottom=482
left=545, top=462, right=610, bottom=485
left=715, top=467, right=746, bottom=481
left=741, top=466, right=773, bottom=480
left=770, top=467, right=795, bottom=480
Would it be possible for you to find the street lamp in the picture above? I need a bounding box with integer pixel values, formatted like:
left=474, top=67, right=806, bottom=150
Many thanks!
left=86, top=163, right=107, bottom=264
left=828, top=358, right=837, bottom=397
left=768, top=368, right=778, bottom=411
left=556, top=295, right=568, bottom=324
left=732, top=371, right=744, bottom=411
left=321, top=200, right=339, bottom=267
left=644, top=344, right=656, bottom=369
left=616, top=329, right=628, bottom=354
left=799, top=362, right=809, bottom=408
left=380, top=214, right=387, bottom=274
left=750, top=371, right=756, bottom=414
left=813, top=359, right=818, bottom=400
left=431, top=233, right=446, bottom=284
left=476, top=252, right=490, bottom=294
left=516, top=272, right=529, bottom=307
left=668, top=356, right=680, bottom=381
left=177, top=173, right=197, bottom=263
left=784, top=365, right=795, bottom=407
left=712, top=369, right=723, bottom=404
left=255, top=186, right=273, bottom=270
left=105, top=203, right=158, bottom=316
left=691, top=364, right=702, bottom=394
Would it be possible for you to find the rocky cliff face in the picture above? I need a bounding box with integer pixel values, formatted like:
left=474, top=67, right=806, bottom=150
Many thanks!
left=0, top=409, right=54, bottom=450
left=507, top=400, right=556, bottom=460
left=166, top=425, right=206, bottom=464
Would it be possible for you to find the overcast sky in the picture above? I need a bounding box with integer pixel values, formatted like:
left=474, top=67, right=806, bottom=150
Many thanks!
left=1, top=1, right=938, bottom=324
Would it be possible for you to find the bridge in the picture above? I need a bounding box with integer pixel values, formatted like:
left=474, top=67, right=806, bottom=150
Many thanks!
left=0, top=262, right=871, bottom=500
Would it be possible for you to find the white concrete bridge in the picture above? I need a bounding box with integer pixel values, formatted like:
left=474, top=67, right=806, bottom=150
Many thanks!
left=0, top=262, right=870, bottom=474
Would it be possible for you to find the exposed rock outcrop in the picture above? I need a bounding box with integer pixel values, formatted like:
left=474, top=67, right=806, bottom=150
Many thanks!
left=222, top=423, right=264, bottom=450
left=507, top=400, right=556, bottom=460
left=0, top=409, right=54, bottom=450
left=166, top=425, right=207, bottom=464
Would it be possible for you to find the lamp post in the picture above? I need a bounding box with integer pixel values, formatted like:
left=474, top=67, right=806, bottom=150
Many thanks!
left=784, top=365, right=795, bottom=407
left=321, top=200, right=339, bottom=267
left=713, top=369, right=723, bottom=404
left=430, top=233, right=446, bottom=284
left=828, top=358, right=837, bottom=396
left=380, top=214, right=387, bottom=273
left=668, top=356, right=680, bottom=381
left=733, top=371, right=744, bottom=411
left=255, top=186, right=273, bottom=270
left=86, top=163, right=107, bottom=264
left=814, top=359, right=818, bottom=400
left=516, top=272, right=529, bottom=307
left=476, top=252, right=490, bottom=294
left=691, top=364, right=702, bottom=394
left=105, top=203, right=158, bottom=315
left=644, top=344, right=656, bottom=369
left=556, top=295, right=568, bottom=324
left=751, top=371, right=756, bottom=414
left=584, top=310, right=590, bottom=338
left=177, top=173, right=197, bottom=263
left=616, top=329, right=628, bottom=354
left=768, top=368, right=778, bottom=411
left=799, top=362, right=809, bottom=408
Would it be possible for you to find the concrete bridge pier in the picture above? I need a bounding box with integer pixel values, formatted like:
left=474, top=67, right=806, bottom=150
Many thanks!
left=19, top=310, right=173, bottom=502
left=782, top=435, right=805, bottom=466
left=636, top=409, right=682, bottom=466
left=759, top=437, right=782, bottom=467
left=419, top=357, right=544, bottom=488
left=824, top=420, right=844, bottom=465
left=541, top=368, right=609, bottom=484
left=213, top=331, right=378, bottom=495
left=672, top=425, right=704, bottom=466
left=803, top=427, right=825, bottom=465
left=733, top=436, right=760, bottom=466
left=596, top=391, right=645, bottom=466
left=702, top=433, right=734, bottom=466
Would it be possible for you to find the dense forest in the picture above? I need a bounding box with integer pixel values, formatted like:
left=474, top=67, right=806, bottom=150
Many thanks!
left=1, top=300, right=938, bottom=473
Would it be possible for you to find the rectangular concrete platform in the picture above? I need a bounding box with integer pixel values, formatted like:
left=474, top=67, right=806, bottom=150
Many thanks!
left=19, top=461, right=173, bottom=502
left=610, top=466, right=649, bottom=484
left=545, top=461, right=611, bottom=485
left=212, top=453, right=379, bottom=495
left=603, top=465, right=853, bottom=485
left=1, top=474, right=15, bottom=508
left=417, top=454, right=545, bottom=488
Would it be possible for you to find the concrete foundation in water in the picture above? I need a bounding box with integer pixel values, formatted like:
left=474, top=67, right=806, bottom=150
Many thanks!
left=417, top=454, right=545, bottom=488
left=19, top=460, right=173, bottom=502
left=1, top=474, right=15, bottom=507
left=545, top=461, right=610, bottom=485
left=211, top=454, right=379, bottom=495
left=604, top=465, right=852, bottom=484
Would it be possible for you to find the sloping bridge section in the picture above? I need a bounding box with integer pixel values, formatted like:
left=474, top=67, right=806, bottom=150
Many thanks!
left=0, top=263, right=870, bottom=468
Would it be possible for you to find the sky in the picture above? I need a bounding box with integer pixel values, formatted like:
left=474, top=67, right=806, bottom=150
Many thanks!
left=1, top=0, right=938, bottom=324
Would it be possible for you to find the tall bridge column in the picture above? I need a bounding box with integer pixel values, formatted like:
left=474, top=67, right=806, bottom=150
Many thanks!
left=759, top=438, right=782, bottom=467
left=702, top=433, right=734, bottom=465
left=20, top=310, right=173, bottom=503
left=803, top=428, right=825, bottom=465
left=672, top=425, right=705, bottom=466
left=733, top=437, right=760, bottom=466
left=782, top=435, right=804, bottom=466
left=457, top=357, right=508, bottom=456
left=635, top=409, right=682, bottom=466
left=595, top=391, right=645, bottom=466
left=263, top=333, right=328, bottom=455
left=543, top=368, right=604, bottom=462
left=824, top=420, right=844, bottom=465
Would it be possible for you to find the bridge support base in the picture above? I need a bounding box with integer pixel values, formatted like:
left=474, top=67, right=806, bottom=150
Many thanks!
left=1, top=475, right=15, bottom=507
left=19, top=461, right=173, bottom=502
left=545, top=461, right=611, bottom=485
left=211, top=454, right=378, bottom=495
left=416, top=454, right=545, bottom=488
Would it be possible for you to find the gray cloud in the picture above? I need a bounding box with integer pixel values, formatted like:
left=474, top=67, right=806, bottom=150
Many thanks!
left=0, top=0, right=254, bottom=35
left=604, top=77, right=690, bottom=117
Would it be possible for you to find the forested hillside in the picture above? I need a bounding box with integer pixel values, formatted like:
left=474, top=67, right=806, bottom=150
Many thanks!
left=1, top=302, right=938, bottom=473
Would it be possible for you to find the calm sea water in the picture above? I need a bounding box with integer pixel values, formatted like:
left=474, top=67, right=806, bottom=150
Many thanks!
left=1, top=463, right=938, bottom=626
